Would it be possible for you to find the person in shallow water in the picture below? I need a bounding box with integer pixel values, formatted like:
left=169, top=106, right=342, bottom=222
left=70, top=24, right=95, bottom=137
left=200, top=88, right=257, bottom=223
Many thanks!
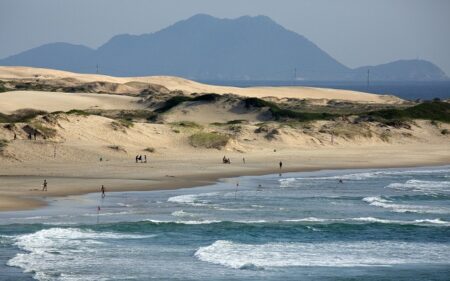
left=42, top=179, right=47, bottom=191
left=101, top=185, right=106, bottom=198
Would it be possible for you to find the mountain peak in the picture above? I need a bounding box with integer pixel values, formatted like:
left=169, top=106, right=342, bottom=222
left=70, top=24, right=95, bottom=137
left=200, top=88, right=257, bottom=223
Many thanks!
left=0, top=15, right=446, bottom=80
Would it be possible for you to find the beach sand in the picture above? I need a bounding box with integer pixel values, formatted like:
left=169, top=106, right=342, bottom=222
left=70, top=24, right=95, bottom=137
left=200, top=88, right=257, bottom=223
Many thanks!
left=1, top=144, right=449, bottom=211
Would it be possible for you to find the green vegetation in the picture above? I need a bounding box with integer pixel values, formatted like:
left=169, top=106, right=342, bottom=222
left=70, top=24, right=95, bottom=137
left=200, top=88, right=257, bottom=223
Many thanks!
left=0, top=139, right=8, bottom=152
left=107, top=145, right=126, bottom=152
left=29, top=121, right=57, bottom=138
left=0, top=81, right=8, bottom=93
left=66, top=109, right=90, bottom=116
left=367, top=101, right=450, bottom=123
left=155, top=93, right=222, bottom=113
left=111, top=119, right=134, bottom=131
left=0, top=109, right=48, bottom=123
left=170, top=121, right=203, bottom=129
left=144, top=147, right=156, bottom=153
left=243, top=97, right=334, bottom=121
left=189, top=132, right=230, bottom=149
left=155, top=96, right=193, bottom=113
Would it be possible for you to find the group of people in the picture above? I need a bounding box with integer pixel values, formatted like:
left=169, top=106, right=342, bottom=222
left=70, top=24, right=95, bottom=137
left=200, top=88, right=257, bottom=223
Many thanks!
left=222, top=156, right=231, bottom=164
left=135, top=155, right=147, bottom=163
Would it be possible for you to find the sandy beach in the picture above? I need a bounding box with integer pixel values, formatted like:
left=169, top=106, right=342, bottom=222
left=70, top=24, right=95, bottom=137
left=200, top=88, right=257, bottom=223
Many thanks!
left=1, top=144, right=449, bottom=211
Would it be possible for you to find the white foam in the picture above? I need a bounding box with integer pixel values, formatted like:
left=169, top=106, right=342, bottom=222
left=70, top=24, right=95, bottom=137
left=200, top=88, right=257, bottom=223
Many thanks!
left=167, top=192, right=218, bottom=206
left=195, top=240, right=450, bottom=269
left=280, top=168, right=450, bottom=186
left=171, top=210, right=196, bottom=217
left=362, top=196, right=450, bottom=214
left=145, top=219, right=221, bottom=225
left=387, top=180, right=450, bottom=194
left=8, top=228, right=155, bottom=280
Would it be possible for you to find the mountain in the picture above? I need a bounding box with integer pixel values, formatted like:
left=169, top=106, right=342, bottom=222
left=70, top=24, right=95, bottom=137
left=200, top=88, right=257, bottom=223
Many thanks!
left=0, top=14, right=447, bottom=81
left=353, top=60, right=448, bottom=81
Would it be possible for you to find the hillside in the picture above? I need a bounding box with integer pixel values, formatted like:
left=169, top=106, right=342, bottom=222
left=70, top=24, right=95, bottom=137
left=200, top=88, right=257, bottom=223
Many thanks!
left=0, top=15, right=447, bottom=81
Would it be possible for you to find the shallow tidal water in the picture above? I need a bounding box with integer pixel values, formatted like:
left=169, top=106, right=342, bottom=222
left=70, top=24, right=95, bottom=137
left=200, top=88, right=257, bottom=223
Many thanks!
left=1, top=166, right=450, bottom=280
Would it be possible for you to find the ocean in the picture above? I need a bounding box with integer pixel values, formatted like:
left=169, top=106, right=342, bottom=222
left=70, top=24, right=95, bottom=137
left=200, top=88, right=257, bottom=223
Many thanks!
left=199, top=80, right=450, bottom=101
left=1, top=166, right=450, bottom=280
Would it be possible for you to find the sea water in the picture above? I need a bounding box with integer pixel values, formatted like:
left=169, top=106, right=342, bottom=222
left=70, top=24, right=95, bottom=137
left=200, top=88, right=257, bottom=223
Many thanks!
left=1, top=166, right=450, bottom=280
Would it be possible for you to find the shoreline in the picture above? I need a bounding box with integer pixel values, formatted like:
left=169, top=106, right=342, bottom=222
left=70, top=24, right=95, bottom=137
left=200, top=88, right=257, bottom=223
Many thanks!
left=1, top=145, right=449, bottom=212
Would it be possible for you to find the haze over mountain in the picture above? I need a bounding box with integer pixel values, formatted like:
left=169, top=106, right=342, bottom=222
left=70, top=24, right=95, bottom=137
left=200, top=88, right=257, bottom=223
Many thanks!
left=0, top=14, right=447, bottom=81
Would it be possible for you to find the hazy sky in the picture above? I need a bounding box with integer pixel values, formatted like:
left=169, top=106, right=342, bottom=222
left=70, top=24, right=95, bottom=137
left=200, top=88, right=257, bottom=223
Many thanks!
left=1, top=0, right=450, bottom=74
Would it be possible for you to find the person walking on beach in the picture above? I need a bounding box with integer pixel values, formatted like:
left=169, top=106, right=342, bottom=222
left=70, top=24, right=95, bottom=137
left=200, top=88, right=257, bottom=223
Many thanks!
left=243, top=157, right=246, bottom=164
left=144, top=155, right=147, bottom=163
left=279, top=161, right=283, bottom=170
left=135, top=155, right=139, bottom=163
left=101, top=185, right=106, bottom=198
left=42, top=179, right=47, bottom=191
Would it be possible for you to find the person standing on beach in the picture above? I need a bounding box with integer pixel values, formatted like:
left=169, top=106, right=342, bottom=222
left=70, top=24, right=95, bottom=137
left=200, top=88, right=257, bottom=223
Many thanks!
left=243, top=157, right=246, bottom=164
left=144, top=155, right=147, bottom=163
left=279, top=161, right=283, bottom=170
left=42, top=179, right=47, bottom=191
left=101, top=185, right=106, bottom=198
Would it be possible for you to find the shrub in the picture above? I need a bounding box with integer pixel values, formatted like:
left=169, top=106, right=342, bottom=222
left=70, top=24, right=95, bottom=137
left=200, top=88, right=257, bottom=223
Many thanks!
left=155, top=94, right=222, bottom=113
left=441, top=129, right=449, bottom=135
left=111, top=119, right=134, bottom=131
left=189, top=132, right=230, bottom=149
left=28, top=121, right=57, bottom=138
left=107, top=145, right=126, bottom=152
left=144, top=147, right=156, bottom=153
left=0, top=109, right=47, bottom=123
left=367, top=101, right=450, bottom=123
left=0, top=139, right=8, bottom=152
left=192, top=93, right=221, bottom=102
left=170, top=121, right=203, bottom=129
left=66, top=109, right=90, bottom=116
left=155, top=96, right=193, bottom=113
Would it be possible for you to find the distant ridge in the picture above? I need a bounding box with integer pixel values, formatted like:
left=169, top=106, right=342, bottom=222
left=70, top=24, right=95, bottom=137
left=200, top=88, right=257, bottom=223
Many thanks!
left=0, top=14, right=447, bottom=81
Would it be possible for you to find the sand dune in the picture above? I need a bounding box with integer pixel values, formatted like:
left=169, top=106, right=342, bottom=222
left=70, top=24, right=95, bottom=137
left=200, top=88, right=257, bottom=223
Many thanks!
left=0, top=91, right=142, bottom=114
left=0, top=66, right=402, bottom=103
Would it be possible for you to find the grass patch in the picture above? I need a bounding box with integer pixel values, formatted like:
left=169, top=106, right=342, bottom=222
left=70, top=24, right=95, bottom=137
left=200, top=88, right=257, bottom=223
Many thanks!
left=111, top=119, right=134, bottom=131
left=66, top=109, right=90, bottom=116
left=0, top=139, right=8, bottom=152
left=0, top=81, right=8, bottom=93
left=170, top=121, right=203, bottom=129
left=155, top=94, right=222, bottom=113
left=144, top=147, right=156, bottom=153
left=107, top=145, right=126, bottom=152
left=243, top=97, right=334, bottom=121
left=0, top=109, right=47, bottom=123
left=367, top=101, right=450, bottom=123
left=189, top=132, right=230, bottom=149
left=155, top=96, right=193, bottom=113
left=28, top=121, right=57, bottom=138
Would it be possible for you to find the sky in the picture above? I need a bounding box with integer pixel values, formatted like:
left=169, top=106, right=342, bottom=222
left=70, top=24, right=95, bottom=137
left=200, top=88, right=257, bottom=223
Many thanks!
left=1, top=0, right=450, bottom=74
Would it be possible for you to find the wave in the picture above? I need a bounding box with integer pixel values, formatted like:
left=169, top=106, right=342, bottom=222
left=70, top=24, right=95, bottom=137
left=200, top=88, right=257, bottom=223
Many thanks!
left=387, top=180, right=450, bottom=195
left=280, top=168, right=450, bottom=187
left=195, top=240, right=450, bottom=269
left=167, top=192, right=218, bottom=206
left=143, top=217, right=450, bottom=226
left=362, top=196, right=450, bottom=214
left=7, top=227, right=156, bottom=280
left=171, top=210, right=197, bottom=218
